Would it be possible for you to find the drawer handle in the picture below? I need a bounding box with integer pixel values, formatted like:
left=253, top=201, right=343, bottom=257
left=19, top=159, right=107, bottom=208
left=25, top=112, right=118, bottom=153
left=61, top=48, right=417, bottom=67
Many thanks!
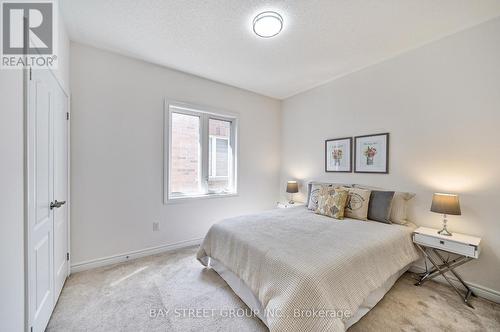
left=440, top=240, right=445, bottom=245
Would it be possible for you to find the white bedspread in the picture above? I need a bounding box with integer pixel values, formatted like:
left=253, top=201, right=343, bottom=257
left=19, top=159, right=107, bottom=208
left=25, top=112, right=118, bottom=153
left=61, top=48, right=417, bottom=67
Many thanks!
left=197, top=207, right=420, bottom=332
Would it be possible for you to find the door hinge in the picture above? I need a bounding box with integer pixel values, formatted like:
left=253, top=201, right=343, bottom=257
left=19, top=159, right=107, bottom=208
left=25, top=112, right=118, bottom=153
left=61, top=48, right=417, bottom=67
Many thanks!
left=29, top=67, right=32, bottom=80
left=67, top=252, right=70, bottom=261
left=66, top=112, right=70, bottom=120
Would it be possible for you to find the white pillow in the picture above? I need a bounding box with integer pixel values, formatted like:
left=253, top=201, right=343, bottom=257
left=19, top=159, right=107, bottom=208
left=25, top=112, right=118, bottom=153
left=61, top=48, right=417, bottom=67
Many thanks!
left=389, top=192, right=416, bottom=225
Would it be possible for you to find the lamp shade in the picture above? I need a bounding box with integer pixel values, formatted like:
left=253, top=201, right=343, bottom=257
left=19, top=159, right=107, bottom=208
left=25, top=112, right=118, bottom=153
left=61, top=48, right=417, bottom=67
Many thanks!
left=286, top=181, right=299, bottom=193
left=430, top=193, right=461, bottom=215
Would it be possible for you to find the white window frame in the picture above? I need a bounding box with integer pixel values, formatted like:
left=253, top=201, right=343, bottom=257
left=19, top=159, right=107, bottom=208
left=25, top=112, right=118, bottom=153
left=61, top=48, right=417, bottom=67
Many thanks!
left=209, top=135, right=230, bottom=180
left=164, top=99, right=238, bottom=203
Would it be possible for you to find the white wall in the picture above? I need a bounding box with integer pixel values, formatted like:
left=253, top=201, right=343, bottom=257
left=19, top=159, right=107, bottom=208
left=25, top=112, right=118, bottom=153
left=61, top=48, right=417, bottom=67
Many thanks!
left=69, top=43, right=281, bottom=265
left=0, top=70, right=25, bottom=332
left=0, top=3, right=70, bottom=330
left=53, top=4, right=70, bottom=93
left=281, top=18, right=500, bottom=294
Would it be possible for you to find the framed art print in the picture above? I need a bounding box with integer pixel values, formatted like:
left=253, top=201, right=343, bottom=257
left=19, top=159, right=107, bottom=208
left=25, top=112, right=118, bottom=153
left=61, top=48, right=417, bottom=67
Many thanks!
left=325, top=137, right=352, bottom=172
left=354, top=133, right=389, bottom=173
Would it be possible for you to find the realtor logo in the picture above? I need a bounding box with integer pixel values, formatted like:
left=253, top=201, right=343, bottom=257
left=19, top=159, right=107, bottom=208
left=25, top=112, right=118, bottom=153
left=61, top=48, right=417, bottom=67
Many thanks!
left=1, top=0, right=57, bottom=68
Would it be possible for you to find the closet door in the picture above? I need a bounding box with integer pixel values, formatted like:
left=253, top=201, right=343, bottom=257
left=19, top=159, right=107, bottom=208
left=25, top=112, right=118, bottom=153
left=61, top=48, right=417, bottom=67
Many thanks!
left=27, top=69, right=55, bottom=332
left=53, top=80, right=69, bottom=300
left=27, top=68, right=69, bottom=332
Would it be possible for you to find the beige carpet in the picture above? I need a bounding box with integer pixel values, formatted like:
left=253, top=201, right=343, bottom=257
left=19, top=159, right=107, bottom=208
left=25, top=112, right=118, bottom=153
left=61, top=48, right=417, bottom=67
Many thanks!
left=47, top=246, right=500, bottom=332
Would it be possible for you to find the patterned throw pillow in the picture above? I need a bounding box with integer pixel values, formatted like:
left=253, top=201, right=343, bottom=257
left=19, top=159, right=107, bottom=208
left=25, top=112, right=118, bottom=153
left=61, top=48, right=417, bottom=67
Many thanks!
left=344, top=187, right=371, bottom=220
left=307, top=182, right=350, bottom=210
left=315, top=187, right=349, bottom=219
left=307, top=183, right=332, bottom=210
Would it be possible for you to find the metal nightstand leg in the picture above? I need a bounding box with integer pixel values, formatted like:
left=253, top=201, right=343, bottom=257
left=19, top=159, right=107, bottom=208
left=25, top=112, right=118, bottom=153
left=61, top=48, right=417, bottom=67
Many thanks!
left=431, top=249, right=477, bottom=300
left=414, top=244, right=476, bottom=308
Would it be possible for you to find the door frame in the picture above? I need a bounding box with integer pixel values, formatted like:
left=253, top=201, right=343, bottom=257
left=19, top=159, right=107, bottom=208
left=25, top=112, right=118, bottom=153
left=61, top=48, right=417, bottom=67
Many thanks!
left=24, top=64, right=71, bottom=331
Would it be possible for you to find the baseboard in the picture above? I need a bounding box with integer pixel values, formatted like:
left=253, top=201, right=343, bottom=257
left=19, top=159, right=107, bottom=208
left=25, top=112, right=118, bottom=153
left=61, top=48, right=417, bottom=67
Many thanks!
left=70, top=238, right=203, bottom=273
left=409, top=264, right=500, bottom=304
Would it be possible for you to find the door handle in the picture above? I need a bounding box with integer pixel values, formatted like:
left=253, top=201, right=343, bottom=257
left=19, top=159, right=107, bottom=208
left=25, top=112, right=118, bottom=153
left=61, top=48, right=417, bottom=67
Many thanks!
left=50, top=200, right=66, bottom=210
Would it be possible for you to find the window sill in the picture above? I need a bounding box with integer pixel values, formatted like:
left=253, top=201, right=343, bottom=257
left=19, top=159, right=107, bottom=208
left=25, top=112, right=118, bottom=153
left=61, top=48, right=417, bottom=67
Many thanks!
left=165, top=192, right=239, bottom=204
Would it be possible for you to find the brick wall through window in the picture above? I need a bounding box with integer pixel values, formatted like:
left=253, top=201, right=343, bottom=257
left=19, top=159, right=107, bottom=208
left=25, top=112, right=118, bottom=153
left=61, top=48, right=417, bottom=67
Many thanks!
left=170, top=114, right=232, bottom=194
left=170, top=113, right=200, bottom=194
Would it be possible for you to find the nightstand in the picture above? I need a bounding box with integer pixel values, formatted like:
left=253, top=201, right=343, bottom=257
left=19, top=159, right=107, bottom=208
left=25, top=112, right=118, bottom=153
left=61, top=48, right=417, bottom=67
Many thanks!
left=413, top=226, right=481, bottom=308
left=276, top=202, right=305, bottom=209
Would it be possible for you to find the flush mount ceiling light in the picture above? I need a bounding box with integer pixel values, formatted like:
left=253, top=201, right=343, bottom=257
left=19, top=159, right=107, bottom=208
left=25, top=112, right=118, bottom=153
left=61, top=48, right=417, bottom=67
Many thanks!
left=253, top=11, right=283, bottom=38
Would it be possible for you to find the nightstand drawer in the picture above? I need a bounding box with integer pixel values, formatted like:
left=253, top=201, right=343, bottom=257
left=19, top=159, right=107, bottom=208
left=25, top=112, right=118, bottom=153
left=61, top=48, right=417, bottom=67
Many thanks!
left=413, top=233, right=477, bottom=257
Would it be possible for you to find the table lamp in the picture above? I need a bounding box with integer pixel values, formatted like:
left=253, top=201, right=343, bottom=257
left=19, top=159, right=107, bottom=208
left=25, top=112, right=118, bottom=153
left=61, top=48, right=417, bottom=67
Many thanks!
left=430, top=193, right=461, bottom=236
left=286, top=181, right=299, bottom=204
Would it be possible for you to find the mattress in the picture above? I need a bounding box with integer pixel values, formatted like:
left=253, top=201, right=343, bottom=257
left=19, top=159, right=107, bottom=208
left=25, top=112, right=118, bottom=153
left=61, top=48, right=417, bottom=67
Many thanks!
left=197, top=206, right=420, bottom=332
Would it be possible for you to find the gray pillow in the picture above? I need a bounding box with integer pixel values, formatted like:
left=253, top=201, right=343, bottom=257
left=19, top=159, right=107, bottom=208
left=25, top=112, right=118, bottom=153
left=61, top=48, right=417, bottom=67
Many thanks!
left=368, top=190, right=395, bottom=223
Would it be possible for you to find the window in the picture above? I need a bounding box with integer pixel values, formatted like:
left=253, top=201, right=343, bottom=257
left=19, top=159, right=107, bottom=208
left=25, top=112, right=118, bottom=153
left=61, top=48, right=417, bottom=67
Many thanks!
left=165, top=101, right=238, bottom=201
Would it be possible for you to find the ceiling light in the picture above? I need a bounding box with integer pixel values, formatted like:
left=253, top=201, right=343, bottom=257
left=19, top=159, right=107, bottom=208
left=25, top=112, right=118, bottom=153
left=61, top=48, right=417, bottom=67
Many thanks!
left=253, top=11, right=283, bottom=38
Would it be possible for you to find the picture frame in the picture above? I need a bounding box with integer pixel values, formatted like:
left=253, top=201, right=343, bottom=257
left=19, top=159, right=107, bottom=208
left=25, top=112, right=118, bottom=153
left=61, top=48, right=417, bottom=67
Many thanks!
left=325, top=137, right=352, bottom=172
left=354, top=133, right=389, bottom=173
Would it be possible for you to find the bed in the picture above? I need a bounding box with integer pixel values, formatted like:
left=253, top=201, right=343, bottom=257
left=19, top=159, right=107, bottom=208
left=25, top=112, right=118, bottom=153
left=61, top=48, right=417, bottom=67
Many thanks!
left=197, top=205, right=420, bottom=331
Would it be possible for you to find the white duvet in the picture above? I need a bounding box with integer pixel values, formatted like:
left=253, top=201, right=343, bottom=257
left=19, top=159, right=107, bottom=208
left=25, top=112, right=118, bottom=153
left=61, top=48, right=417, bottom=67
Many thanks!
left=197, top=207, right=420, bottom=332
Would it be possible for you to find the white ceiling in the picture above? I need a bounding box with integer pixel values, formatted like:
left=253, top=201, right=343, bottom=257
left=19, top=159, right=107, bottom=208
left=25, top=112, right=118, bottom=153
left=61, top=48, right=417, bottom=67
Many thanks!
left=60, top=0, right=500, bottom=99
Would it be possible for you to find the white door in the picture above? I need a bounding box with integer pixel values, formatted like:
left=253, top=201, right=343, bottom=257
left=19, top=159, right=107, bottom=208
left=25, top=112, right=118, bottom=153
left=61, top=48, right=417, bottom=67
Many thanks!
left=27, top=68, right=69, bottom=332
left=27, top=69, right=55, bottom=332
left=53, top=80, right=69, bottom=299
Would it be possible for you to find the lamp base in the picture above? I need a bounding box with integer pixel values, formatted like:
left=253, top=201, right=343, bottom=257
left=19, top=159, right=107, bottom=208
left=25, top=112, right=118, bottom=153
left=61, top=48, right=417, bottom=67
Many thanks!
left=437, top=228, right=452, bottom=236
left=437, top=214, right=452, bottom=236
